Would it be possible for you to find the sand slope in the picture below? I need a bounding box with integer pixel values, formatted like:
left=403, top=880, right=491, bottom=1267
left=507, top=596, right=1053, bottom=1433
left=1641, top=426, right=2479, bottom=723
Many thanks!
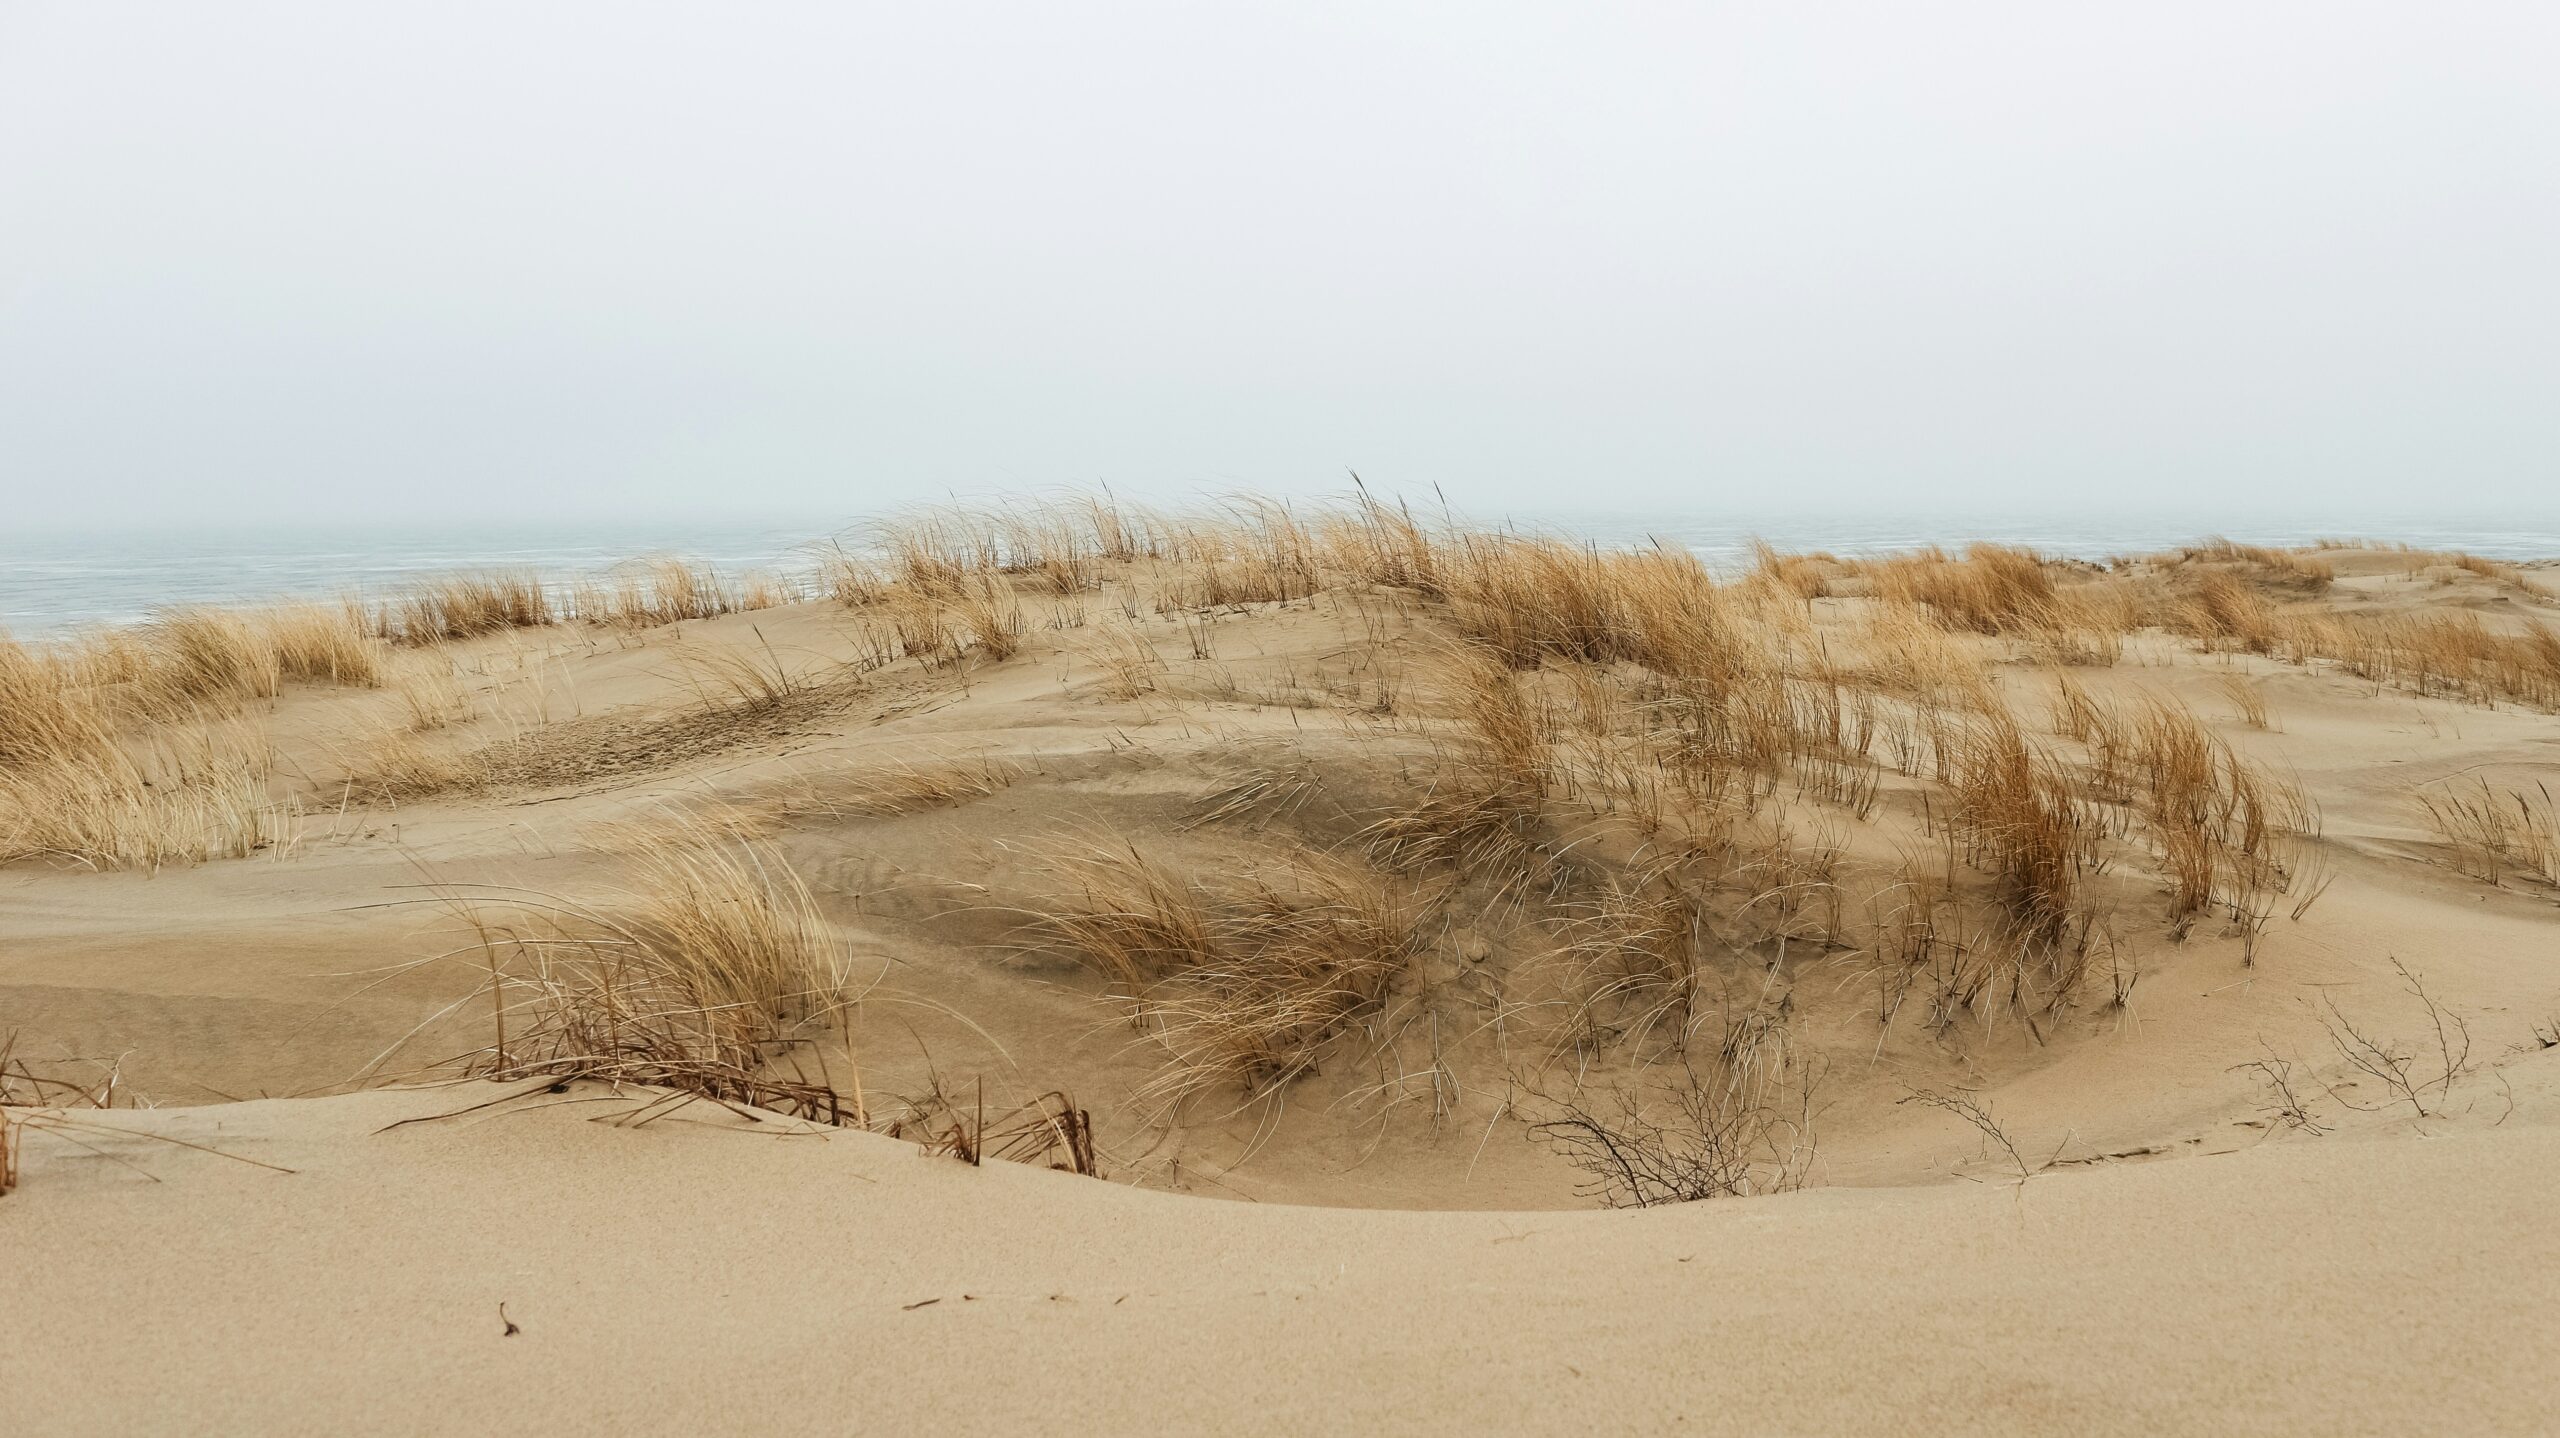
left=8, top=578, right=2559, bottom=1207
left=12, top=1080, right=2558, bottom=1435
left=10, top=532, right=2560, bottom=1431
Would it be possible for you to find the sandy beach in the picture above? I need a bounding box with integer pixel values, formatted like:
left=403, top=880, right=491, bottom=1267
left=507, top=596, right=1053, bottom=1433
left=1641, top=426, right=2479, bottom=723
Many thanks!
left=8, top=507, right=2560, bottom=1431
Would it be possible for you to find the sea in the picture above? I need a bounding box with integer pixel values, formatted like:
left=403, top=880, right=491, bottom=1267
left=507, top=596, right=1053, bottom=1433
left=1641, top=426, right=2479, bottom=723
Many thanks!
left=6, top=507, right=2558, bottom=638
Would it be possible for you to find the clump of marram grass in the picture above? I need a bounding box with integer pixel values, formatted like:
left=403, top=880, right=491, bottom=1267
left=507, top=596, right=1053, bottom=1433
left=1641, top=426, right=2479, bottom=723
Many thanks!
left=2279, top=611, right=2560, bottom=710
left=1083, top=620, right=1170, bottom=699
left=2042, top=679, right=2318, bottom=931
left=392, top=655, right=475, bottom=730
left=0, top=632, right=114, bottom=770
left=2168, top=571, right=2281, bottom=654
left=879, top=1083, right=1100, bottom=1175
left=153, top=601, right=386, bottom=708
left=667, top=626, right=823, bottom=709
left=1316, top=488, right=1444, bottom=594
left=257, top=601, right=384, bottom=687
left=1749, top=541, right=1839, bottom=603
left=1838, top=546, right=2146, bottom=665
left=1937, top=711, right=2097, bottom=943
left=7, top=604, right=382, bottom=768
left=399, top=814, right=1113, bottom=1167
left=2414, top=777, right=2559, bottom=888
left=375, top=572, right=557, bottom=645
left=0, top=717, right=292, bottom=870
left=571, top=555, right=772, bottom=628
left=1029, top=840, right=1423, bottom=1111
left=0, top=607, right=388, bottom=869
left=2179, top=538, right=2334, bottom=588
left=126, top=602, right=385, bottom=707
left=1852, top=601, right=1997, bottom=707
left=1552, top=857, right=1715, bottom=1055
left=2215, top=672, right=2273, bottom=729
left=1429, top=535, right=1756, bottom=677
left=426, top=811, right=866, bottom=1123
left=336, top=717, right=489, bottom=800
left=1861, top=544, right=2057, bottom=635
left=949, top=573, right=1027, bottom=660
left=1362, top=641, right=1559, bottom=894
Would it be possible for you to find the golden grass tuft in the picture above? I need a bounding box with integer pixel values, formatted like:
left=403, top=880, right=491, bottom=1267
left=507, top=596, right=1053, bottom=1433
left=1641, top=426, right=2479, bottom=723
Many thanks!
left=340, top=719, right=489, bottom=799
left=2414, top=777, right=2559, bottom=888
left=0, top=718, right=292, bottom=870
left=1031, top=840, right=1421, bottom=1110
left=2281, top=611, right=2560, bottom=710
left=433, top=811, right=863, bottom=1121
left=0, top=607, right=380, bottom=868
left=2182, top=538, right=2334, bottom=587
left=1363, top=642, right=1558, bottom=886
left=1084, top=621, right=1171, bottom=699
left=2049, top=683, right=2316, bottom=925
left=1939, top=711, right=2096, bottom=942
left=376, top=573, right=556, bottom=644
left=1862, top=544, right=2055, bottom=635
left=261, top=601, right=384, bottom=687
left=2215, top=673, right=2273, bottom=730
left=1749, top=541, right=1838, bottom=603
left=572, top=555, right=774, bottom=628
left=2169, top=572, right=2280, bottom=654
left=950, top=574, right=1027, bottom=660
left=392, top=656, right=475, bottom=730
left=668, top=626, right=820, bottom=709
left=141, top=601, right=385, bottom=704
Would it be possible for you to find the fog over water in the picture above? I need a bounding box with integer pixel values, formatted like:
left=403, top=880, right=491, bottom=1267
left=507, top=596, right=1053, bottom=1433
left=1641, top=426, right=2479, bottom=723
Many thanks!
left=4, top=5, right=2556, bottom=537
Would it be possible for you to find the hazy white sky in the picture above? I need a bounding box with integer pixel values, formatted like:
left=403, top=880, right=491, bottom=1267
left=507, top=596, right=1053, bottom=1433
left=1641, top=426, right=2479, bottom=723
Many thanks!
left=3, top=2, right=2554, bottom=528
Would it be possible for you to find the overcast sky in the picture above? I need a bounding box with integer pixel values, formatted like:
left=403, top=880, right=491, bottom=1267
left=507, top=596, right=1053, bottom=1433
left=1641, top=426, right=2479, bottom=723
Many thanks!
left=3, top=3, right=2554, bottom=529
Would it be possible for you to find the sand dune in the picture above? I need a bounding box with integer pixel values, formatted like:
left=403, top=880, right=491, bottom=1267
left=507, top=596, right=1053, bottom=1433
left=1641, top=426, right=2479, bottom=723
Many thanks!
left=15, top=1080, right=2558, bottom=1435
left=7, top=509, right=2559, bottom=1429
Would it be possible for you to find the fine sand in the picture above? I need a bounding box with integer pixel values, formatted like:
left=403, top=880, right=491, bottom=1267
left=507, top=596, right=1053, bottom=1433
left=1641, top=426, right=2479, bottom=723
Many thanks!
left=12, top=1079, right=2558, bottom=1435
left=6, top=510, right=2559, bottom=1431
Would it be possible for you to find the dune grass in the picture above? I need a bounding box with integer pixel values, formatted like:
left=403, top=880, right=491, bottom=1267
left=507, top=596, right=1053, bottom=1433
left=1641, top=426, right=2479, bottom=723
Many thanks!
left=0, top=701, right=291, bottom=870
left=431, top=811, right=865, bottom=1122
left=375, top=573, right=556, bottom=645
left=0, top=490, right=2368, bottom=1095
left=25, top=491, right=2511, bottom=1213
left=2414, top=777, right=2559, bottom=888
left=1029, top=840, right=1422, bottom=1112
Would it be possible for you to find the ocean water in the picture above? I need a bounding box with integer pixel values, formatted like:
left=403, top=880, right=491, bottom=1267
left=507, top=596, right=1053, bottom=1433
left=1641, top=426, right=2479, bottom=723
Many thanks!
left=0, top=517, right=845, bottom=637
left=6, top=508, right=2557, bottom=637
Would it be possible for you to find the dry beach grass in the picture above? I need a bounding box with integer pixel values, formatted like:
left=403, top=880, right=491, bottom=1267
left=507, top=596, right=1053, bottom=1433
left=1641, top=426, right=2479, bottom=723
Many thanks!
left=6, top=494, right=2559, bottom=1432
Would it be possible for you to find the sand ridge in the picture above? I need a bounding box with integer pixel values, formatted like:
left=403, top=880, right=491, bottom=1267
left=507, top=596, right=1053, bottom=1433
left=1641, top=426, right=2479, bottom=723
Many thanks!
left=11, top=1078, right=2558, bottom=1435
left=7, top=516, right=2560, bottom=1428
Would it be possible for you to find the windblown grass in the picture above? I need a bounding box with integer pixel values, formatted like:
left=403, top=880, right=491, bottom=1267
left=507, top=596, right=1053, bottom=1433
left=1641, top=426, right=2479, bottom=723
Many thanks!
left=2280, top=611, right=2560, bottom=710
left=1938, top=712, right=2096, bottom=942
left=2414, top=777, right=2559, bottom=887
left=430, top=812, right=864, bottom=1122
left=376, top=573, right=556, bottom=645
left=1030, top=840, right=1421, bottom=1111
left=1363, top=642, right=1558, bottom=888
left=2180, top=538, right=2334, bottom=587
left=149, top=603, right=381, bottom=700
left=1863, top=544, right=2058, bottom=635
left=0, top=607, right=380, bottom=867
left=0, top=716, right=291, bottom=870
